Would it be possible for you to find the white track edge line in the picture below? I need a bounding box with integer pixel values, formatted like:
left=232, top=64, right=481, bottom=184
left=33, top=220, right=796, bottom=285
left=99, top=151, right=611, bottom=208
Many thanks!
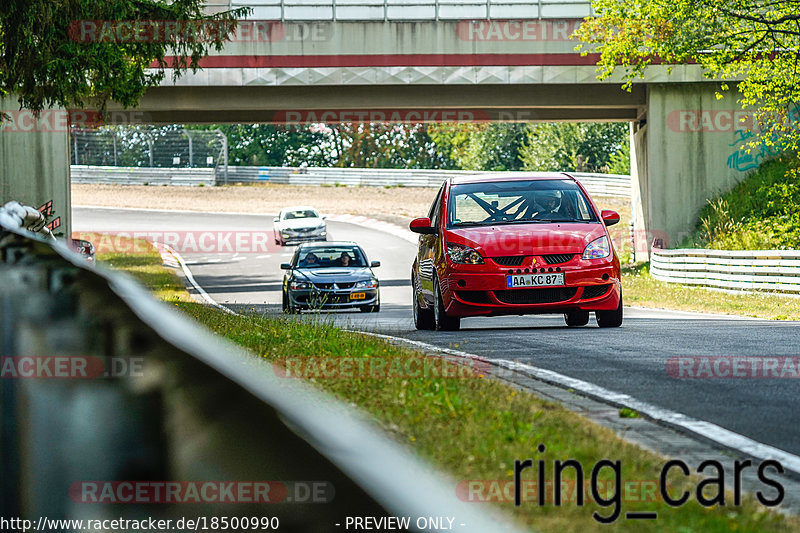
left=356, top=330, right=800, bottom=476
left=156, top=241, right=240, bottom=316
left=154, top=219, right=800, bottom=474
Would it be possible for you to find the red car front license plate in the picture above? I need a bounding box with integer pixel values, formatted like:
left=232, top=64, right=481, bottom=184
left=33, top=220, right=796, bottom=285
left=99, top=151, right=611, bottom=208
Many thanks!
left=507, top=273, right=565, bottom=288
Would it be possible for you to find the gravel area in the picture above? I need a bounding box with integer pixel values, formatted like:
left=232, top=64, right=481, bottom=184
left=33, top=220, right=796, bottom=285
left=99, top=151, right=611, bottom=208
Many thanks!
left=72, top=183, right=631, bottom=225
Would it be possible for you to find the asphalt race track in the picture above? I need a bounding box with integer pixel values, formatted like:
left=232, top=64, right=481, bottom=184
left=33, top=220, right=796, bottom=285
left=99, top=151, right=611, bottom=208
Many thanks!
left=75, top=206, right=800, bottom=459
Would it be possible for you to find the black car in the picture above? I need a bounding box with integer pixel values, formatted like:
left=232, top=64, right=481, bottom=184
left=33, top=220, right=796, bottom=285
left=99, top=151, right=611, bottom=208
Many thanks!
left=281, top=242, right=381, bottom=313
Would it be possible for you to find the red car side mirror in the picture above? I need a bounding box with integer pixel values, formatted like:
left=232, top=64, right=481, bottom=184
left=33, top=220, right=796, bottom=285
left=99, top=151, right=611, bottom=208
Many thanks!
left=409, top=217, right=437, bottom=235
left=601, top=210, right=620, bottom=227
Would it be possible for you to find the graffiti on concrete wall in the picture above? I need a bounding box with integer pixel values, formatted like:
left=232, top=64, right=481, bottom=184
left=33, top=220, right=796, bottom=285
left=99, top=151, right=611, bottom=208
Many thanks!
left=726, top=128, right=782, bottom=172
left=726, top=108, right=799, bottom=172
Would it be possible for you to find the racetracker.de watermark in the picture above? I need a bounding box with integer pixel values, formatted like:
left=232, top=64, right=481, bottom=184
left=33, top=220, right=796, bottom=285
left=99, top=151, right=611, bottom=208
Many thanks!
left=69, top=20, right=284, bottom=43
left=272, top=356, right=489, bottom=379
left=456, top=479, right=663, bottom=503
left=667, top=356, right=800, bottom=378
left=666, top=110, right=760, bottom=133
left=69, top=481, right=334, bottom=504
left=0, top=109, right=152, bottom=132
left=273, top=110, right=493, bottom=125
left=456, top=19, right=582, bottom=41
left=0, top=356, right=143, bottom=379
left=73, top=231, right=280, bottom=255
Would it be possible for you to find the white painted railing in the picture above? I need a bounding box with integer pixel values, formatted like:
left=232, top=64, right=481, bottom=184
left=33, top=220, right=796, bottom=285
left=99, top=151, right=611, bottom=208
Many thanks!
left=206, top=0, right=592, bottom=20
left=71, top=165, right=632, bottom=197
left=650, top=248, right=800, bottom=294
left=222, top=167, right=632, bottom=197
left=71, top=165, right=215, bottom=186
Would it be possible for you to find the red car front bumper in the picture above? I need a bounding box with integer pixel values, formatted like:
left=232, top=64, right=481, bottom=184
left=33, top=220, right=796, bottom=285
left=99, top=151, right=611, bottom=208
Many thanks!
left=439, top=260, right=621, bottom=318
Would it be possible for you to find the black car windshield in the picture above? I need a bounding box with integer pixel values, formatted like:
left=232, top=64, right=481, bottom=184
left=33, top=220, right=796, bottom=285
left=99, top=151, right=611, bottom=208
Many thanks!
left=448, top=179, right=598, bottom=227
left=284, top=209, right=318, bottom=220
left=295, top=246, right=367, bottom=268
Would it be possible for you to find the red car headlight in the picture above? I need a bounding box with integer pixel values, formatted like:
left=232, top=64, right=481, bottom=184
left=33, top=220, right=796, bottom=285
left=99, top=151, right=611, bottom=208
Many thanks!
left=582, top=236, right=611, bottom=259
left=446, top=242, right=484, bottom=264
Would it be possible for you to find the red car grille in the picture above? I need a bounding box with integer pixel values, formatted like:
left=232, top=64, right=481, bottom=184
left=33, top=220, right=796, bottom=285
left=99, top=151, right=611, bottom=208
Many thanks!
left=492, top=256, right=526, bottom=266
left=541, top=254, right=575, bottom=265
left=495, top=287, right=578, bottom=304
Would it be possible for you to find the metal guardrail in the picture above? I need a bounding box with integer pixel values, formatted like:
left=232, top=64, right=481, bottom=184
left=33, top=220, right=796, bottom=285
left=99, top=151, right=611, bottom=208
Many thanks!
left=0, top=217, right=522, bottom=531
left=650, top=248, right=800, bottom=294
left=225, top=167, right=632, bottom=197
left=72, top=165, right=631, bottom=197
left=71, top=165, right=216, bottom=186
left=206, top=0, right=592, bottom=20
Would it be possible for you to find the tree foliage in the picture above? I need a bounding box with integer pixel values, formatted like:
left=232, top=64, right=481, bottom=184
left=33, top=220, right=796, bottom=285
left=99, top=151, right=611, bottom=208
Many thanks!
left=575, top=0, right=800, bottom=148
left=426, top=123, right=526, bottom=170
left=0, top=0, right=247, bottom=114
left=326, top=123, right=453, bottom=169
left=211, top=124, right=331, bottom=167
left=519, top=122, right=628, bottom=172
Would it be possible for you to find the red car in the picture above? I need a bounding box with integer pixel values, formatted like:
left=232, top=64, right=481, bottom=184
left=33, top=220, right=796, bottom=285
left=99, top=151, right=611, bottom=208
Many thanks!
left=410, top=173, right=622, bottom=330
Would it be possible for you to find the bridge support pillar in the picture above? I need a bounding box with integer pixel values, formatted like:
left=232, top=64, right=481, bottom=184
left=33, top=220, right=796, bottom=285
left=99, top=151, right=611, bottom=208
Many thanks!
left=632, top=83, right=756, bottom=259
left=0, top=96, right=71, bottom=239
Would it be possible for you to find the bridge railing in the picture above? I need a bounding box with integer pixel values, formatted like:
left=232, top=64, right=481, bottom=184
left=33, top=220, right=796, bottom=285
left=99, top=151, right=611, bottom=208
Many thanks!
left=0, top=213, right=521, bottom=531
left=650, top=248, right=800, bottom=294
left=207, top=0, right=592, bottom=20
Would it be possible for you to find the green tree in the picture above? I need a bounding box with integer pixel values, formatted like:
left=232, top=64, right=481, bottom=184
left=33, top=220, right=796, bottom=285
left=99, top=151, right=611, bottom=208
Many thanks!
left=607, top=139, right=631, bottom=175
left=327, top=123, right=453, bottom=169
left=0, top=0, right=247, bottom=114
left=427, top=123, right=526, bottom=170
left=575, top=0, right=800, bottom=148
left=519, top=122, right=628, bottom=172
left=210, top=125, right=331, bottom=167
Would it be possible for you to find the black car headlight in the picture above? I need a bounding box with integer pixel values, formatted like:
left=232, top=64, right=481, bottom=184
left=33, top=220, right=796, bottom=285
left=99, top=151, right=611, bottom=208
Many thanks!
left=354, top=279, right=378, bottom=289
left=446, top=242, right=484, bottom=264
left=290, top=280, right=312, bottom=290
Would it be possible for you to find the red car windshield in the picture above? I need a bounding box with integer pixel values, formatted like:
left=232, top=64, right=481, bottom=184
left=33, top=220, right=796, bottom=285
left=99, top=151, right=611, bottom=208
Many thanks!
left=448, top=179, right=598, bottom=227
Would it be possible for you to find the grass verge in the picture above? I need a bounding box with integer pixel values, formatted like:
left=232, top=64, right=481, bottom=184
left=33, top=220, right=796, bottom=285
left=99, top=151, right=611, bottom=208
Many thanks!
left=623, top=263, right=800, bottom=320
left=98, top=240, right=799, bottom=532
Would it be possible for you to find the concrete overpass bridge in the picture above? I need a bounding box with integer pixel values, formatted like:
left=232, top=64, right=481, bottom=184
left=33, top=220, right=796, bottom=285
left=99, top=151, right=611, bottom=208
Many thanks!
left=2, top=0, right=764, bottom=255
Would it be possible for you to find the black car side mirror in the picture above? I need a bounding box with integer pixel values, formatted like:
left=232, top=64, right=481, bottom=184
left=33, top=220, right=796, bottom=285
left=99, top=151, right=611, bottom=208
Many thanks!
left=370, top=261, right=381, bottom=268
left=280, top=263, right=292, bottom=270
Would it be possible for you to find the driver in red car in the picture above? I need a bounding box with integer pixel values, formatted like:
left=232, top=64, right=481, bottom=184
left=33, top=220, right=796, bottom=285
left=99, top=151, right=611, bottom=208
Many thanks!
left=533, top=190, right=562, bottom=217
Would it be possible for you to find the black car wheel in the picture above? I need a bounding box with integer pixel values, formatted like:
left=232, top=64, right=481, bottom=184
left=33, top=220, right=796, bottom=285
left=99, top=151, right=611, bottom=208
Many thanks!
left=433, top=275, right=460, bottom=331
left=564, top=309, right=590, bottom=327
left=412, top=273, right=435, bottom=330
left=596, top=294, right=623, bottom=328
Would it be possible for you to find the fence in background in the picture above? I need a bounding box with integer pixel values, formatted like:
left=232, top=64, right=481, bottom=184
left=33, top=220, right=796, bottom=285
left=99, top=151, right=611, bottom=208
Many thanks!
left=0, top=212, right=519, bottom=532
left=71, top=165, right=216, bottom=186
left=70, top=128, right=228, bottom=178
left=72, top=165, right=632, bottom=197
left=650, top=248, right=800, bottom=294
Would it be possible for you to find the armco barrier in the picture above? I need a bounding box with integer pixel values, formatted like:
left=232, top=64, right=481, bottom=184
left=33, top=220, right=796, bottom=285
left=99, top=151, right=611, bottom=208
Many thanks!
left=650, top=248, right=800, bottom=294
left=71, top=165, right=215, bottom=186
left=0, top=219, right=521, bottom=531
left=71, top=165, right=632, bottom=197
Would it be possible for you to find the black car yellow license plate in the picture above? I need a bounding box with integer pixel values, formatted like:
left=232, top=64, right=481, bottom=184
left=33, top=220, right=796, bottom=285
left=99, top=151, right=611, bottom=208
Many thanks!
left=350, top=292, right=366, bottom=300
